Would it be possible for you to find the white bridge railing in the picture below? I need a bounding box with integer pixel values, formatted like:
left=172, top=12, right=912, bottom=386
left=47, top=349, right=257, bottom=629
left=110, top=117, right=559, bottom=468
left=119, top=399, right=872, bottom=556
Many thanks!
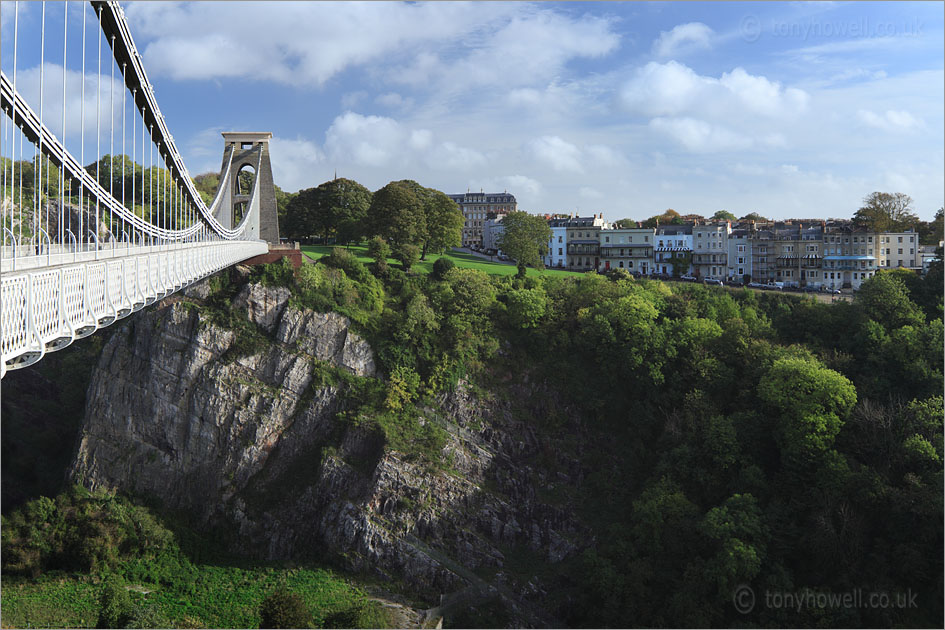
left=1, top=240, right=267, bottom=377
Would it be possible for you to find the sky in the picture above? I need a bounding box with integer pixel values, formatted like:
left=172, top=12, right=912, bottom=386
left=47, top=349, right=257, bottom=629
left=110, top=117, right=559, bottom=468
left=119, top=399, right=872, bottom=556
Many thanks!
left=1, top=1, right=943, bottom=222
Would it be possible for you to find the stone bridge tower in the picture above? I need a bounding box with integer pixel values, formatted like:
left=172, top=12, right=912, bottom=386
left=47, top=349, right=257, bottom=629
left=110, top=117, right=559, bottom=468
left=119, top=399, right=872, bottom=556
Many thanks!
left=215, top=132, right=280, bottom=243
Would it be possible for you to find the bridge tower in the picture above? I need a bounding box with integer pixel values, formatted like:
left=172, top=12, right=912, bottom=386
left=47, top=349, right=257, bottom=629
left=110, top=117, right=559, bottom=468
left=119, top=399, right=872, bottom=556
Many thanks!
left=216, top=132, right=280, bottom=243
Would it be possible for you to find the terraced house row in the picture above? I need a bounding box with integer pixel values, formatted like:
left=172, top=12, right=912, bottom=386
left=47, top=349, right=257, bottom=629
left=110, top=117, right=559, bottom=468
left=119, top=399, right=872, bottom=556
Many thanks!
left=536, top=217, right=934, bottom=290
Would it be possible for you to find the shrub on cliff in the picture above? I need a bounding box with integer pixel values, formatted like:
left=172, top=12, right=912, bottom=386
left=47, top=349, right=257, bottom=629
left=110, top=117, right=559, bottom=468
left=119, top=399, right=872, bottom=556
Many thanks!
left=259, top=588, right=311, bottom=628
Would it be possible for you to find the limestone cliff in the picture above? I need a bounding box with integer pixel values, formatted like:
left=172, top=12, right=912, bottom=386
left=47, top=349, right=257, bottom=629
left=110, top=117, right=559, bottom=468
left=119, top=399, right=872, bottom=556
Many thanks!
left=71, top=272, right=589, bottom=626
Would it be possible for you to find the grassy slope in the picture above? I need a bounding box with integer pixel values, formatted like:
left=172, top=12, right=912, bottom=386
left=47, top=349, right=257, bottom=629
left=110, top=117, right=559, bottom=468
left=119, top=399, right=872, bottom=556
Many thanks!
left=1, top=566, right=388, bottom=629
left=300, top=244, right=584, bottom=279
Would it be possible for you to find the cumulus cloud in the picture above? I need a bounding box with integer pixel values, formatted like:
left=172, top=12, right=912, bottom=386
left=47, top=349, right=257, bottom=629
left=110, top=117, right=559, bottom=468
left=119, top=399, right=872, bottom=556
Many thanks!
left=857, top=109, right=922, bottom=131
left=652, top=22, right=714, bottom=58
left=621, top=61, right=809, bottom=119
left=124, top=2, right=617, bottom=92
left=527, top=136, right=584, bottom=173
left=323, top=111, right=486, bottom=174
left=324, top=111, right=406, bottom=167
left=269, top=136, right=324, bottom=192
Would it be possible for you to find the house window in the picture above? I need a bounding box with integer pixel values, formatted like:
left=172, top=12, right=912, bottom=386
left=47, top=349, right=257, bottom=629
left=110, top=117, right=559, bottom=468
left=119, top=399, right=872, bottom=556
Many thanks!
left=605, top=236, right=610, bottom=243
left=898, top=236, right=903, bottom=243
left=558, top=236, right=562, bottom=243
left=558, top=248, right=562, bottom=255
left=898, top=248, right=903, bottom=254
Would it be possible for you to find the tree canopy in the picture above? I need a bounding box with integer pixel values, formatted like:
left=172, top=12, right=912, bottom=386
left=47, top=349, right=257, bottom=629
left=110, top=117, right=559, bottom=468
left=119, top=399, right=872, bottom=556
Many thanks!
left=853, top=191, right=919, bottom=232
left=711, top=210, right=736, bottom=222
left=497, top=211, right=552, bottom=277
left=283, top=177, right=372, bottom=244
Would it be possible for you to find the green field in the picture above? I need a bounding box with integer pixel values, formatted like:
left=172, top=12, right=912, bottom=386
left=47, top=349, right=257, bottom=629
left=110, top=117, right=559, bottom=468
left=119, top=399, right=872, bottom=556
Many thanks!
left=300, top=244, right=585, bottom=279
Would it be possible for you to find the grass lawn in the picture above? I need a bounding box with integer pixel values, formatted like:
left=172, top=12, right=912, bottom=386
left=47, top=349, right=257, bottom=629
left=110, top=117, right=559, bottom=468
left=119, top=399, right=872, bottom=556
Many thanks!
left=300, top=244, right=585, bottom=279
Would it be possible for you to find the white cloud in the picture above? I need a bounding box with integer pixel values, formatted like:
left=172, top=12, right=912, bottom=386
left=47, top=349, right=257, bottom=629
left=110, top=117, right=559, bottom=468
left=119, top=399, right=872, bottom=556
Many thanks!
left=649, top=118, right=753, bottom=152
left=719, top=67, right=809, bottom=116
left=425, top=142, right=487, bottom=171
left=125, top=1, right=617, bottom=92
left=324, top=111, right=406, bottom=167
left=269, top=136, right=324, bottom=192
left=323, top=111, right=486, bottom=175
left=652, top=22, right=714, bottom=58
left=527, top=136, right=584, bottom=173
left=11, top=64, right=125, bottom=157
left=857, top=109, right=922, bottom=131
left=621, top=61, right=809, bottom=120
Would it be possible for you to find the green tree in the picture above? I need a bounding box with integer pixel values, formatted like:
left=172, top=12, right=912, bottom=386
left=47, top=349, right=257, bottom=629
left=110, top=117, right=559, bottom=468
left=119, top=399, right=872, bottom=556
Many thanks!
left=916, top=207, right=944, bottom=246
left=700, top=494, right=767, bottom=597
left=739, top=212, right=767, bottom=222
left=855, top=271, right=925, bottom=330
left=853, top=191, right=919, bottom=232
left=285, top=178, right=372, bottom=244
left=506, top=288, right=548, bottom=329
left=432, top=256, right=455, bottom=280
left=613, top=218, right=638, bottom=228
left=259, top=588, right=311, bottom=629
left=368, top=181, right=425, bottom=248
left=758, top=356, right=857, bottom=457
left=640, top=209, right=684, bottom=228
left=395, top=243, right=420, bottom=272
left=497, top=211, right=551, bottom=277
left=711, top=210, right=736, bottom=222
left=420, top=189, right=463, bottom=259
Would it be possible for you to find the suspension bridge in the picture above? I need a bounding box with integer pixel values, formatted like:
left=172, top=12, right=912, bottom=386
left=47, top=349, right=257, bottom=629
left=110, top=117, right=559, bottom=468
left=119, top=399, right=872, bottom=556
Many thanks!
left=1, top=1, right=280, bottom=378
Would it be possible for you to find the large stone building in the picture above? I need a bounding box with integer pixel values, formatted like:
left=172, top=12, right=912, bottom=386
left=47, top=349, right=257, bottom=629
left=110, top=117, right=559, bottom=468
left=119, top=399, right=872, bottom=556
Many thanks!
left=599, top=227, right=655, bottom=274
left=655, top=225, right=692, bottom=276
left=877, top=230, right=921, bottom=271
left=821, top=223, right=878, bottom=290
left=447, top=191, right=517, bottom=249
left=565, top=215, right=607, bottom=271
left=692, top=222, right=731, bottom=279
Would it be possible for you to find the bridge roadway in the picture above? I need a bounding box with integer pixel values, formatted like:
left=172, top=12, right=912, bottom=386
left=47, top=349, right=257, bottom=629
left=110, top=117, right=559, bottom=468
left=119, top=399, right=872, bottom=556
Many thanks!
left=0, top=240, right=267, bottom=377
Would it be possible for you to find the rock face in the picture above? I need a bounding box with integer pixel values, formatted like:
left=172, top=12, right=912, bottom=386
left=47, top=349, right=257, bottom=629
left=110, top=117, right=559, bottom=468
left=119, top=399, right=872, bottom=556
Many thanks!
left=71, top=275, right=588, bottom=626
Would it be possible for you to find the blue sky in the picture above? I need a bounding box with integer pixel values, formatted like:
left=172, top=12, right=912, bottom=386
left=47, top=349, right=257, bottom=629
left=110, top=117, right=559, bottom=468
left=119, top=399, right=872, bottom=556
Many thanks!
left=2, top=1, right=942, bottom=221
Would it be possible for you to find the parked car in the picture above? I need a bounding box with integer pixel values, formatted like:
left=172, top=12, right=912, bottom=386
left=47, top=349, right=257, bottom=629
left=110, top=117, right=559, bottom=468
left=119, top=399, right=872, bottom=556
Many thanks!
left=762, top=283, right=783, bottom=291
left=680, top=274, right=697, bottom=282
left=747, top=281, right=766, bottom=289
left=704, top=277, right=723, bottom=285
